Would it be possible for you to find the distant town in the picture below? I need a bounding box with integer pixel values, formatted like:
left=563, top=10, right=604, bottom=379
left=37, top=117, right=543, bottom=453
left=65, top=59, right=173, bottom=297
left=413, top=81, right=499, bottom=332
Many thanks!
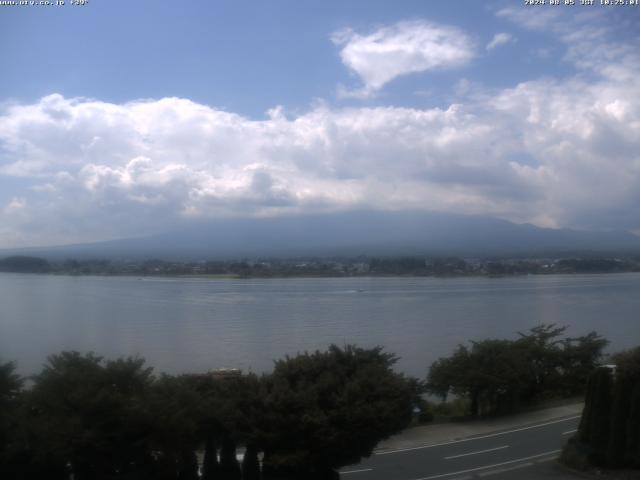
left=1, top=254, right=640, bottom=278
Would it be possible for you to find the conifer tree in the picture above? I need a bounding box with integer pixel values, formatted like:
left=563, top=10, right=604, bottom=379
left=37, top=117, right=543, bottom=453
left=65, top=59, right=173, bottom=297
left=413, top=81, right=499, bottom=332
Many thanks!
left=624, top=380, right=640, bottom=467
left=202, top=435, right=220, bottom=480
left=177, top=450, right=199, bottom=480
left=219, top=435, right=241, bottom=480
left=578, top=366, right=597, bottom=443
left=588, top=367, right=613, bottom=465
left=606, top=374, right=633, bottom=466
left=241, top=444, right=261, bottom=480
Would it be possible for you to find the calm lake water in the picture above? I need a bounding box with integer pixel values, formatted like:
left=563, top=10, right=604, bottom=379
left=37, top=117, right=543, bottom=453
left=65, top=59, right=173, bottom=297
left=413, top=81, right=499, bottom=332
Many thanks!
left=1, top=273, right=639, bottom=378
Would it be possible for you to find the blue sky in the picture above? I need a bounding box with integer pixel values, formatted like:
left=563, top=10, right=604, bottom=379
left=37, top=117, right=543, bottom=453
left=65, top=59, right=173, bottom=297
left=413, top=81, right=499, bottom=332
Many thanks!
left=0, top=0, right=639, bottom=247
left=1, top=0, right=579, bottom=115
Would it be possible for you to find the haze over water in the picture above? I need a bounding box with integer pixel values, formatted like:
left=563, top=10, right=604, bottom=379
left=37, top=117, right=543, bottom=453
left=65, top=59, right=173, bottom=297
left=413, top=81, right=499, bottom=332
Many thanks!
left=2, top=272, right=639, bottom=378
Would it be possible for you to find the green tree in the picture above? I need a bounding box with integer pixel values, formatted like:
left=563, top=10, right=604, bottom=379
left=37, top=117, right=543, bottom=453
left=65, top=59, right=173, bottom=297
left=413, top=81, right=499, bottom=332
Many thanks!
left=590, top=368, right=613, bottom=465
left=215, top=375, right=263, bottom=480
left=606, top=373, right=634, bottom=466
left=578, top=367, right=613, bottom=466
left=261, top=345, right=413, bottom=478
left=515, top=324, right=567, bottom=401
left=560, top=332, right=609, bottom=396
left=428, top=340, right=528, bottom=416
left=179, top=373, right=222, bottom=480
left=26, top=352, right=155, bottom=479
left=242, top=444, right=261, bottom=480
left=563, top=347, right=639, bottom=471
left=626, top=383, right=640, bottom=468
left=0, top=361, right=24, bottom=479
left=429, top=325, right=607, bottom=417
left=202, top=434, right=220, bottom=480
left=0, top=256, right=50, bottom=273
left=219, top=435, right=241, bottom=480
left=144, top=374, right=203, bottom=480
left=185, top=371, right=264, bottom=480
left=613, top=347, right=640, bottom=467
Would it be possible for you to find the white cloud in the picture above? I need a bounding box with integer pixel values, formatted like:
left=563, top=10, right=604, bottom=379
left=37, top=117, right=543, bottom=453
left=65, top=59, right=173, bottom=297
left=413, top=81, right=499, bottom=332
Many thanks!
left=486, top=32, right=514, bottom=51
left=1, top=13, right=639, bottom=247
left=3, top=197, right=25, bottom=215
left=1, top=66, right=639, bottom=247
left=496, top=7, right=563, bottom=32
left=497, top=7, right=639, bottom=80
left=332, top=20, right=474, bottom=97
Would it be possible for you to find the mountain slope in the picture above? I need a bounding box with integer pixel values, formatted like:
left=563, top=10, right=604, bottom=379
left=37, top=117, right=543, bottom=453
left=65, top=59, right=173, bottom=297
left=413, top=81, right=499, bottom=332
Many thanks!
left=3, top=211, right=640, bottom=260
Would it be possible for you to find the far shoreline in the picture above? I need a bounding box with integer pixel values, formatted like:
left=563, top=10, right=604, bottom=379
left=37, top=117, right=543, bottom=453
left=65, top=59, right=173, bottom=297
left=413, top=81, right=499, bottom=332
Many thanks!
left=2, top=270, right=640, bottom=281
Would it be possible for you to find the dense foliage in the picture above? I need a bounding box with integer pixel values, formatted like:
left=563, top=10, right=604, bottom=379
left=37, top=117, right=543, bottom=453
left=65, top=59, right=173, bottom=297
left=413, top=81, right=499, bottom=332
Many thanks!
left=0, top=345, right=414, bottom=480
left=1, top=331, right=624, bottom=478
left=427, top=324, right=608, bottom=416
left=568, top=347, right=640, bottom=469
left=260, top=346, right=413, bottom=477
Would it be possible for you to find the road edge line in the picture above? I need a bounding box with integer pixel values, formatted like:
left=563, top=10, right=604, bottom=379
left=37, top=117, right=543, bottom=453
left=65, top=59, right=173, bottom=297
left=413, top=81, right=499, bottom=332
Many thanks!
left=376, top=415, right=580, bottom=456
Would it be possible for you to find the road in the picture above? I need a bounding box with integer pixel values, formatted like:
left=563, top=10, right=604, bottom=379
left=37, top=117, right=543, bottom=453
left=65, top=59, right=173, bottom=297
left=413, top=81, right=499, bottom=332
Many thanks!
left=340, top=415, right=581, bottom=480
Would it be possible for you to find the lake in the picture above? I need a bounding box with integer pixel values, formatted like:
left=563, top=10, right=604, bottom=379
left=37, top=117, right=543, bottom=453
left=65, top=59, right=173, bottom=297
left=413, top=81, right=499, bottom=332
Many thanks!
left=1, top=273, right=639, bottom=378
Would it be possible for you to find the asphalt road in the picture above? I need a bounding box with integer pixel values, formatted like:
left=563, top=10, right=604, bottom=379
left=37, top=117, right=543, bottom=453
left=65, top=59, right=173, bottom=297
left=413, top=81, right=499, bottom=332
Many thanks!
left=340, top=415, right=581, bottom=480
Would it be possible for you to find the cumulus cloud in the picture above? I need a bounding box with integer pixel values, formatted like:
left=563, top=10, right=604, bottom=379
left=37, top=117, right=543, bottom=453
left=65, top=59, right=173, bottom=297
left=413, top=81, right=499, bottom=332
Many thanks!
left=0, top=14, right=639, bottom=247
left=1, top=69, right=640, bottom=248
left=486, top=32, right=514, bottom=51
left=332, top=20, right=474, bottom=97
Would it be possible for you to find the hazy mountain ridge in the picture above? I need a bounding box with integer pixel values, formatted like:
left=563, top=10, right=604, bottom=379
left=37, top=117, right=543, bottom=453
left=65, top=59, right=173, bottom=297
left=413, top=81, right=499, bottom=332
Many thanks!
left=3, top=211, right=640, bottom=261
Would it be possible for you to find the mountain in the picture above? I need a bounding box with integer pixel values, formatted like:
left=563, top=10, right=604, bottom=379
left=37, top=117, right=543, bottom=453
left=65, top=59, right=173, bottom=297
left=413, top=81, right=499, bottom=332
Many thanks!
left=3, top=211, right=640, bottom=260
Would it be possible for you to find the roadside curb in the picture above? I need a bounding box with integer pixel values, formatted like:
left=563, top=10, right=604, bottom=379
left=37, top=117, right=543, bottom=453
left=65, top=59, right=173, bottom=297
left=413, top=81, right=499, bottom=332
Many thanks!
left=374, top=403, right=584, bottom=454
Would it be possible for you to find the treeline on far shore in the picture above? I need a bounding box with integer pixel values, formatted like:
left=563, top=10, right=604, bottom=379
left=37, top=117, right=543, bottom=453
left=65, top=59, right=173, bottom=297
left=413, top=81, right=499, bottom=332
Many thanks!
left=2, top=254, right=640, bottom=277
left=1, top=324, right=627, bottom=479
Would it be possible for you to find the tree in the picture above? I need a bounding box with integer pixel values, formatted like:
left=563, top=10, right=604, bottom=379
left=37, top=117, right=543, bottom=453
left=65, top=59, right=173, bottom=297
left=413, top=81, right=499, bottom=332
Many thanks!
left=184, top=371, right=264, bottom=480
left=583, top=367, right=613, bottom=465
left=0, top=361, right=24, bottom=480
left=626, top=383, right=640, bottom=468
left=560, top=332, right=609, bottom=396
left=213, top=375, right=262, bottom=480
left=606, top=373, right=634, bottom=466
left=428, top=325, right=608, bottom=417
left=260, top=345, right=413, bottom=478
left=0, top=256, right=50, bottom=273
left=613, top=347, right=640, bottom=468
left=427, top=345, right=471, bottom=401
left=242, top=444, right=261, bottom=480
left=428, top=340, right=528, bottom=416
left=144, top=374, right=203, bottom=480
left=26, top=352, right=155, bottom=480
left=575, top=348, right=640, bottom=469
left=515, top=324, right=567, bottom=401
left=219, top=435, right=241, bottom=480
left=201, top=434, right=220, bottom=480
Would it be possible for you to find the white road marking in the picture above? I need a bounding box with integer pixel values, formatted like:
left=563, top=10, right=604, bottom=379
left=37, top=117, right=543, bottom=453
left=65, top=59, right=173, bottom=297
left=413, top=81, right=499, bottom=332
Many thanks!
left=376, top=416, right=580, bottom=456
left=536, top=457, right=557, bottom=463
left=477, top=461, right=533, bottom=476
left=562, top=429, right=578, bottom=435
left=444, top=445, right=509, bottom=460
left=341, top=468, right=373, bottom=474
left=411, top=450, right=561, bottom=480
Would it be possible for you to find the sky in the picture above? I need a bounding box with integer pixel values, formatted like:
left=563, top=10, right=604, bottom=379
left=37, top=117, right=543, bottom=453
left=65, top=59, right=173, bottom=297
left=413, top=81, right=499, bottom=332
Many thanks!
left=0, top=0, right=639, bottom=248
